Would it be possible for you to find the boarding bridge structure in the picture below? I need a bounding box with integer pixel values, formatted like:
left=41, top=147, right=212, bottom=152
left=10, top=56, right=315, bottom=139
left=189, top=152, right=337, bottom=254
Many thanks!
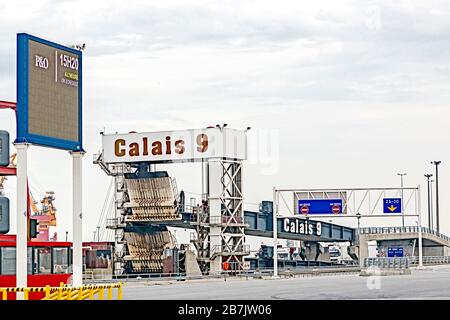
left=96, top=127, right=248, bottom=275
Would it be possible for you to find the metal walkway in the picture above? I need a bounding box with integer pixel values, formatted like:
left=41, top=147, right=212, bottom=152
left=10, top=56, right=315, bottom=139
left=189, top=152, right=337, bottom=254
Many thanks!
left=149, top=211, right=356, bottom=242
left=358, top=226, right=450, bottom=248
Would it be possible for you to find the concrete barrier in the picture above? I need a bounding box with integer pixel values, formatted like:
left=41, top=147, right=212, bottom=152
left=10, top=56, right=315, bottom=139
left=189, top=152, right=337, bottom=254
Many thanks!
left=360, top=267, right=411, bottom=276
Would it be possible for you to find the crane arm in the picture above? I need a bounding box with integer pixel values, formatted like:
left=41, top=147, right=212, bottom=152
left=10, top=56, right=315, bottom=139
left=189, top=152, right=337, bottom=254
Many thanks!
left=0, top=153, right=17, bottom=193
left=28, top=188, right=40, bottom=215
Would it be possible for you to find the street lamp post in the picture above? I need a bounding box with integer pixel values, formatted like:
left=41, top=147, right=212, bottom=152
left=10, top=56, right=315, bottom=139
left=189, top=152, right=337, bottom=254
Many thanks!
left=273, top=187, right=279, bottom=278
left=424, top=174, right=433, bottom=229
left=431, top=161, right=441, bottom=233
left=430, top=180, right=434, bottom=230
left=397, top=173, right=407, bottom=227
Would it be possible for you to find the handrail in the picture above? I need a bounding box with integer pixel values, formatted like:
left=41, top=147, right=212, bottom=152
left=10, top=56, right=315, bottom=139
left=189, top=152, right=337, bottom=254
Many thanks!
left=210, top=245, right=251, bottom=258
left=358, top=226, right=450, bottom=243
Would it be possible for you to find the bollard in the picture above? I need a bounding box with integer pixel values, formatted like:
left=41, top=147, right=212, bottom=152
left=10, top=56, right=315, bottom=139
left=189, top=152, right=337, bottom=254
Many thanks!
left=1, top=289, right=6, bottom=300
left=118, top=282, right=123, bottom=300
left=78, top=287, right=83, bottom=300
left=24, top=289, right=29, bottom=300
left=108, top=287, right=113, bottom=300
left=99, top=288, right=104, bottom=300
left=45, top=285, right=51, bottom=299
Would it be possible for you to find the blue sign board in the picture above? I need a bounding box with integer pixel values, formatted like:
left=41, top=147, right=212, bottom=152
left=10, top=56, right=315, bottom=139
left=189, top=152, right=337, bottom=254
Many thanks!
left=298, top=199, right=343, bottom=215
left=388, top=247, right=404, bottom=257
left=16, top=33, right=83, bottom=151
left=383, top=198, right=402, bottom=213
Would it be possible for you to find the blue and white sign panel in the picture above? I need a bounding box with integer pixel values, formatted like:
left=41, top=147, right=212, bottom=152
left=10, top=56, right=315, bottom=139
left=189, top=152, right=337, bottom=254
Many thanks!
left=383, top=198, right=402, bottom=214
left=16, top=33, right=82, bottom=151
left=387, top=247, right=404, bottom=257
left=298, top=199, right=343, bottom=215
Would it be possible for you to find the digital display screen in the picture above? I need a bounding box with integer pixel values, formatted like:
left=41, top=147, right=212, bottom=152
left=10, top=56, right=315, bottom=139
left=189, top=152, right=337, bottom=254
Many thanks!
left=17, top=33, right=82, bottom=150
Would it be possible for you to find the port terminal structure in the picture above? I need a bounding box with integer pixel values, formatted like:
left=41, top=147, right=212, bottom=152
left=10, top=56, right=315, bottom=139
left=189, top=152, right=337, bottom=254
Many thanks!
left=94, top=127, right=450, bottom=276
left=94, top=127, right=249, bottom=274
left=93, top=126, right=377, bottom=275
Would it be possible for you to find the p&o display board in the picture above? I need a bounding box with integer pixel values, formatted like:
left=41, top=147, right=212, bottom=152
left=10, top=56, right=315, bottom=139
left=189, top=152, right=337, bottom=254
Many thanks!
left=16, top=33, right=82, bottom=151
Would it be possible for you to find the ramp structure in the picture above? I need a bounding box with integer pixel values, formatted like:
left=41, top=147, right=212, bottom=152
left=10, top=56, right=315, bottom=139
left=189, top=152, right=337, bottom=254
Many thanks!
left=125, top=172, right=179, bottom=221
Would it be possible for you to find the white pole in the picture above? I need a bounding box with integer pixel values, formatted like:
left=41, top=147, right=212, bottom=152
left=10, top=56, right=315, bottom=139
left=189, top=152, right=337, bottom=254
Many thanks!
left=14, top=143, right=29, bottom=300
left=430, top=180, right=434, bottom=230
left=401, top=175, right=405, bottom=227
left=70, top=151, right=85, bottom=286
left=417, top=185, right=423, bottom=267
left=273, top=187, right=278, bottom=277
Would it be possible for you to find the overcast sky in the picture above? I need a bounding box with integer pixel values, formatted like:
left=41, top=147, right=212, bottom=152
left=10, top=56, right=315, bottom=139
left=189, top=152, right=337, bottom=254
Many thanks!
left=1, top=0, right=449, bottom=244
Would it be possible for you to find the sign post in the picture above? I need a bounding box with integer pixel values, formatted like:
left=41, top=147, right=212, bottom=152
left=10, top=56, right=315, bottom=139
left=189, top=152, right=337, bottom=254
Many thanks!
left=273, top=187, right=278, bottom=278
left=15, top=33, right=83, bottom=291
left=418, top=185, right=423, bottom=267
left=71, top=151, right=84, bottom=287
left=14, top=143, right=28, bottom=299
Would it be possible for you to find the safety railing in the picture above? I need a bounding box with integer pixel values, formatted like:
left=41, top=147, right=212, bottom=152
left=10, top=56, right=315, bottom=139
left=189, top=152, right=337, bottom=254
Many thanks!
left=106, top=218, right=126, bottom=229
left=190, top=214, right=248, bottom=226
left=408, top=256, right=450, bottom=265
left=363, top=257, right=410, bottom=269
left=0, top=282, right=122, bottom=300
left=83, top=270, right=95, bottom=280
left=364, top=256, right=450, bottom=269
left=189, top=213, right=209, bottom=224
left=211, top=245, right=251, bottom=258
left=99, top=266, right=361, bottom=282
left=358, top=226, right=450, bottom=243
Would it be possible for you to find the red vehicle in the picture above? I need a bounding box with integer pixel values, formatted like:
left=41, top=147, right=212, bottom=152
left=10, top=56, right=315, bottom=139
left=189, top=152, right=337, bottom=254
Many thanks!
left=0, top=235, right=72, bottom=300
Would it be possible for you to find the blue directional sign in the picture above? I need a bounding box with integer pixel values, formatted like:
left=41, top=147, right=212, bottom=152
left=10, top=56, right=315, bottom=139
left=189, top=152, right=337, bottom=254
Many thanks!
left=388, top=247, right=404, bottom=257
left=298, top=199, right=343, bottom=215
left=383, top=198, right=402, bottom=214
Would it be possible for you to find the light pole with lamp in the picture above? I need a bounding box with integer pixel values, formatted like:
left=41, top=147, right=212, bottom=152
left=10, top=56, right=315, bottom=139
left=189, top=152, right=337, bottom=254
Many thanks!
left=430, top=179, right=434, bottom=230
left=431, top=161, right=441, bottom=233
left=273, top=187, right=279, bottom=278
left=424, top=174, right=433, bottom=229
left=397, top=173, right=407, bottom=227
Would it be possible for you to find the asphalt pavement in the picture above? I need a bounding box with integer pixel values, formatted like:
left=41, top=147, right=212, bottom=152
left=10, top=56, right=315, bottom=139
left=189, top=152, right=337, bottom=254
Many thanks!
left=122, top=265, right=450, bottom=300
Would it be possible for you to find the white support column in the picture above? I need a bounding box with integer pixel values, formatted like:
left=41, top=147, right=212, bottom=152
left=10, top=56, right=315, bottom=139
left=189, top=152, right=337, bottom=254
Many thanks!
left=417, top=185, right=423, bottom=268
left=273, top=187, right=278, bottom=278
left=70, top=151, right=85, bottom=286
left=14, top=143, right=29, bottom=300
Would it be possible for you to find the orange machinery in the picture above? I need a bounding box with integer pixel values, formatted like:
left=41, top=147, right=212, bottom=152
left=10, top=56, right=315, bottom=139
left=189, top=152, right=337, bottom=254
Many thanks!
left=1, top=152, right=57, bottom=241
